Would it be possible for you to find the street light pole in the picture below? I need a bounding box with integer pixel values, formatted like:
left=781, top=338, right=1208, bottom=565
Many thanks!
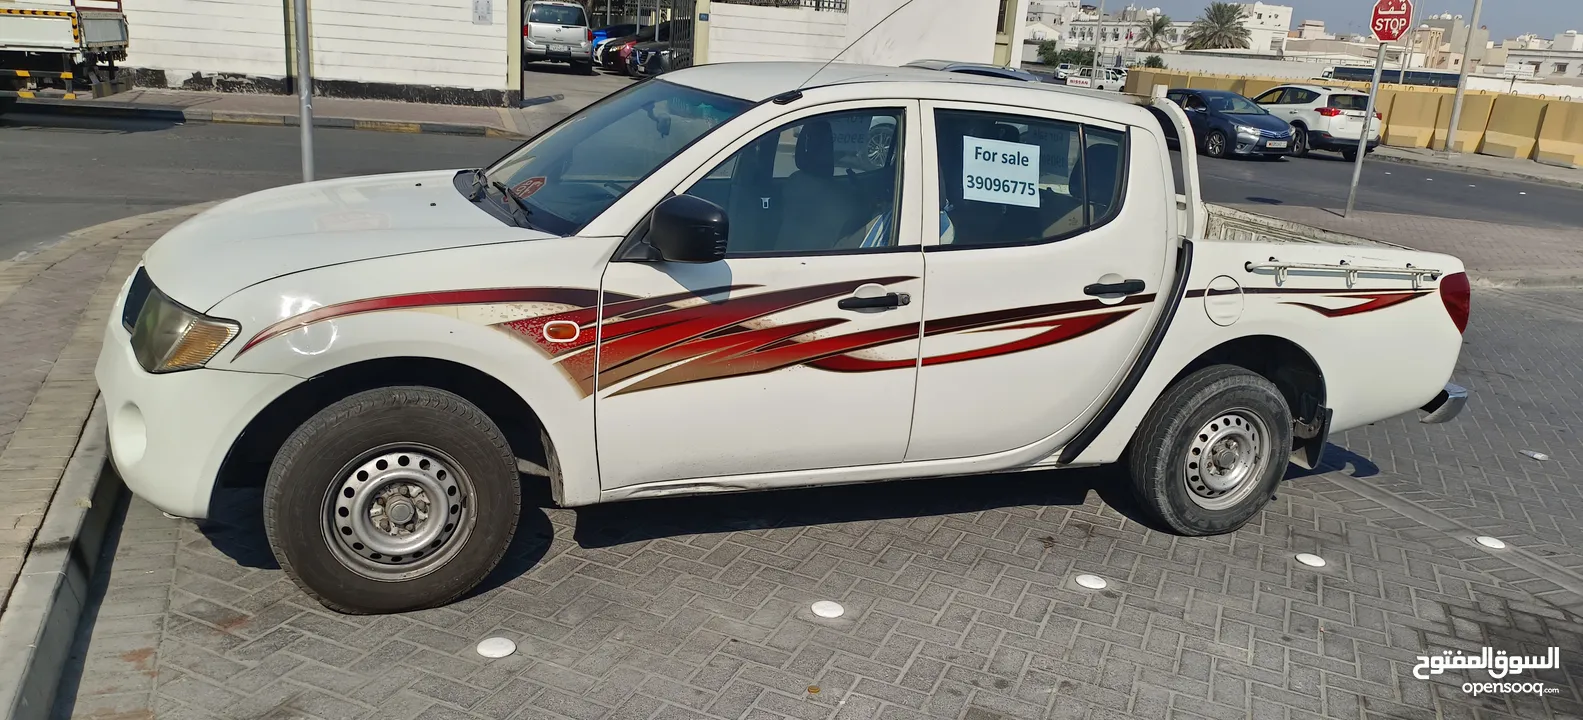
left=1091, top=0, right=1105, bottom=79
left=1345, top=42, right=1387, bottom=218
left=1397, top=0, right=1419, bottom=83
left=1441, top=0, right=1484, bottom=154
left=293, top=0, right=314, bottom=182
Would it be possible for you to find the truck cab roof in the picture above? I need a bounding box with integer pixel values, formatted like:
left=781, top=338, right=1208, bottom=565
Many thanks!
left=661, top=61, right=1155, bottom=125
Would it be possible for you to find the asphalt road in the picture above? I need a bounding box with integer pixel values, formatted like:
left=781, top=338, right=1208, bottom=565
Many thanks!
left=1188, top=149, right=1583, bottom=231
left=4, top=110, right=1580, bottom=260
left=0, top=112, right=520, bottom=259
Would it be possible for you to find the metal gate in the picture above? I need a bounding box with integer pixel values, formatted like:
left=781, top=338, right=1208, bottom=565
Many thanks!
left=587, top=0, right=694, bottom=70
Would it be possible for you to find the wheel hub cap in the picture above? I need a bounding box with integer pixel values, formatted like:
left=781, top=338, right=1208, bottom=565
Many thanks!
left=324, top=446, right=473, bottom=580
left=1184, top=410, right=1269, bottom=510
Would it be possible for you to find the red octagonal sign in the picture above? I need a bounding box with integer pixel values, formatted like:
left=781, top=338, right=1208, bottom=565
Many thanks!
left=1371, top=0, right=1414, bottom=43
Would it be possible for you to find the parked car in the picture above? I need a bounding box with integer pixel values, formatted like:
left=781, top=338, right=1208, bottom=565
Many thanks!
left=1065, top=66, right=1124, bottom=91
left=903, top=59, right=1041, bottom=83
left=1054, top=63, right=1077, bottom=79
left=98, top=62, right=1470, bottom=614
left=597, top=23, right=656, bottom=69
left=1252, top=83, right=1382, bottom=160
left=590, top=22, right=638, bottom=63
left=523, top=0, right=594, bottom=74
left=1165, top=88, right=1296, bottom=159
left=630, top=42, right=671, bottom=78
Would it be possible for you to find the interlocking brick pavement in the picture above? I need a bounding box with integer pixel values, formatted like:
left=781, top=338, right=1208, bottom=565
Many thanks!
left=51, top=289, right=1583, bottom=720
left=1224, top=204, right=1583, bottom=287
left=0, top=206, right=208, bottom=613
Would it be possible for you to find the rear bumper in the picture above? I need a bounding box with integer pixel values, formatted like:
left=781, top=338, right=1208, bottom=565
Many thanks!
left=524, top=41, right=592, bottom=62
left=1309, top=131, right=1381, bottom=152
left=1419, top=382, right=1468, bottom=424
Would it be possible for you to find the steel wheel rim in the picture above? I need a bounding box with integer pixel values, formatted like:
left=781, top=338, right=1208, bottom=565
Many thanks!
left=321, top=443, right=477, bottom=581
left=1184, top=408, right=1269, bottom=510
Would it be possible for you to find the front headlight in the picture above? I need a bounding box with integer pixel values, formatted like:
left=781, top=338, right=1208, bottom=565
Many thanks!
left=1235, top=125, right=1260, bottom=136
left=129, top=287, right=240, bottom=373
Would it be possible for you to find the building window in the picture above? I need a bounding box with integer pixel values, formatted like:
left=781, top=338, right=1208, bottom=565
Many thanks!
left=1557, top=63, right=1571, bottom=75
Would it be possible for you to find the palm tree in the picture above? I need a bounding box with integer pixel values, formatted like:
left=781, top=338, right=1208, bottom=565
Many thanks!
left=1184, top=2, right=1252, bottom=50
left=1137, top=14, right=1174, bottom=53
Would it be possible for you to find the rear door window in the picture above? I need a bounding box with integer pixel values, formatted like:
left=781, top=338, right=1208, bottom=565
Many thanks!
left=530, top=3, right=586, bottom=25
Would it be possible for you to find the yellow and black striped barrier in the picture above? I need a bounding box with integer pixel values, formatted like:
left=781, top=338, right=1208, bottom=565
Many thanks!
left=0, top=69, right=75, bottom=80
left=1, top=90, right=81, bottom=100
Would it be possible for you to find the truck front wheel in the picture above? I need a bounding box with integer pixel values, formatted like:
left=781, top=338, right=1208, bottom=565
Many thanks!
left=1127, top=365, right=1292, bottom=536
left=264, top=386, right=522, bottom=614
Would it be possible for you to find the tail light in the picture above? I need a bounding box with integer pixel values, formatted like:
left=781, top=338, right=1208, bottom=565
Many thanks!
left=587, top=28, right=594, bottom=42
left=1316, top=107, right=1343, bottom=117
left=1439, top=272, right=1470, bottom=334
left=1374, top=111, right=1383, bottom=120
left=523, top=25, right=530, bottom=36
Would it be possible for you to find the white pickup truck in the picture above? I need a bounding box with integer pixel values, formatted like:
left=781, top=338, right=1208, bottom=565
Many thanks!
left=96, top=62, right=1471, bottom=614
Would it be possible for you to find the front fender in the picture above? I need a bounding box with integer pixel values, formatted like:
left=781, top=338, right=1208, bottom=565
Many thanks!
left=203, top=239, right=619, bottom=507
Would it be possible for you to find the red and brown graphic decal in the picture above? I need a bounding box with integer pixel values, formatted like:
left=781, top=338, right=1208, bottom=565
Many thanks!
left=237, top=280, right=1155, bottom=398
left=1277, top=290, right=1430, bottom=317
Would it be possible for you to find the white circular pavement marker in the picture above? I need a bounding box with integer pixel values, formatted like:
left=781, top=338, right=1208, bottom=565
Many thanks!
left=1074, top=574, right=1107, bottom=590
left=476, top=637, right=516, bottom=658
left=1295, top=553, right=1327, bottom=568
left=1475, top=536, right=1507, bottom=550
left=811, top=601, right=845, bottom=618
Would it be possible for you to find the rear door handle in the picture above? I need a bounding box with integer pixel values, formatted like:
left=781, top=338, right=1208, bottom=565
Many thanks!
left=838, top=292, right=910, bottom=310
left=1084, top=279, right=1146, bottom=297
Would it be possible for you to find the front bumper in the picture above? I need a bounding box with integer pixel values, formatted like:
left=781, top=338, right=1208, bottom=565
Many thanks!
left=1419, top=382, right=1468, bottom=424
left=1233, top=133, right=1295, bottom=156
left=95, top=314, right=300, bottom=519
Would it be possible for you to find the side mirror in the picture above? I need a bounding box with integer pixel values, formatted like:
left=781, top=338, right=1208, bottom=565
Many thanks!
left=647, top=194, right=728, bottom=263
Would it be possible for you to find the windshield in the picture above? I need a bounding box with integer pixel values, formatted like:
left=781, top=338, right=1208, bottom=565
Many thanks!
left=1206, top=94, right=1267, bottom=115
left=483, top=80, right=750, bottom=235
left=529, top=3, right=586, bottom=25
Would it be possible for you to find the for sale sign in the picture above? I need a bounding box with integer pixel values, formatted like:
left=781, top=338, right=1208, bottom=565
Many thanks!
left=1371, top=0, right=1413, bottom=43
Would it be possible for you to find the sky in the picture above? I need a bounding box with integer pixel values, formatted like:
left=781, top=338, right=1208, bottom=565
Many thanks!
left=1142, top=0, right=1578, bottom=40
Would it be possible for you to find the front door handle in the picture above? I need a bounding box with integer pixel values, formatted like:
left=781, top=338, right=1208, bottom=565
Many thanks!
left=1084, top=279, right=1146, bottom=297
left=838, top=292, right=910, bottom=310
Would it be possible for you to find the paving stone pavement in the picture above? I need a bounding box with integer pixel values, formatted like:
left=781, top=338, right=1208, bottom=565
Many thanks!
left=0, top=206, right=209, bottom=614
left=50, top=287, right=1583, bottom=720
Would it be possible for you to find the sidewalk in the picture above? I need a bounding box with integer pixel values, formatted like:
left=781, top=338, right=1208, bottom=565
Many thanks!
left=15, top=68, right=632, bottom=141
left=0, top=204, right=211, bottom=718
left=1373, top=145, right=1583, bottom=190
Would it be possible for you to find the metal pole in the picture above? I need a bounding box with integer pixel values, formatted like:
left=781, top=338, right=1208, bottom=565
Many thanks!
left=1442, top=0, right=1483, bottom=153
left=1344, top=43, right=1387, bottom=218
left=1397, top=0, right=1419, bottom=84
left=1091, top=0, right=1105, bottom=80
left=293, top=0, right=314, bottom=182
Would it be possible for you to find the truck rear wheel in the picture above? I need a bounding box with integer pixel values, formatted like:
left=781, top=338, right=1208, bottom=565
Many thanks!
left=264, top=386, right=521, bottom=614
left=1127, top=365, right=1292, bottom=536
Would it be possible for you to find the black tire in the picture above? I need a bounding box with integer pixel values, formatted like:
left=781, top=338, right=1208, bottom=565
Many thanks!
left=1289, top=125, right=1309, bottom=157
left=573, top=61, right=594, bottom=75
left=1341, top=148, right=1359, bottom=162
left=1126, top=365, right=1292, bottom=536
left=1204, top=130, right=1229, bottom=159
left=264, top=386, right=521, bottom=614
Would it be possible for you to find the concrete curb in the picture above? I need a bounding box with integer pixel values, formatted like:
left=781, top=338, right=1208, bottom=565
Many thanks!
left=0, top=397, right=118, bottom=720
left=13, top=98, right=533, bottom=141
left=1375, top=150, right=1583, bottom=191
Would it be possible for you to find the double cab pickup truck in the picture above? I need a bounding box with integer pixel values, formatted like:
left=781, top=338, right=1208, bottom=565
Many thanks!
left=96, top=62, right=1471, bottom=614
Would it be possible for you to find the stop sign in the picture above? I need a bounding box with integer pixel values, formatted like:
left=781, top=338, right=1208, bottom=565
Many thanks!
left=1371, top=0, right=1413, bottom=43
